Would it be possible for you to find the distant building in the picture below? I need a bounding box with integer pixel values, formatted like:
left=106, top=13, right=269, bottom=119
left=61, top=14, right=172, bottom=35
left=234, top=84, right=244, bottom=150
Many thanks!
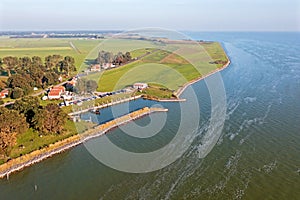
left=90, top=63, right=116, bottom=71
left=90, top=64, right=101, bottom=72
left=133, top=83, right=148, bottom=90
left=0, top=89, right=9, bottom=99
left=48, top=86, right=65, bottom=100
left=101, top=63, right=116, bottom=70
left=61, top=91, right=73, bottom=100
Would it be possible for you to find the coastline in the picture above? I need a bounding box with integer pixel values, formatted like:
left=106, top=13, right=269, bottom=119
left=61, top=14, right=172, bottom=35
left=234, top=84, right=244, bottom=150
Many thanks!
left=0, top=54, right=231, bottom=179
left=174, top=59, right=231, bottom=98
left=0, top=107, right=168, bottom=179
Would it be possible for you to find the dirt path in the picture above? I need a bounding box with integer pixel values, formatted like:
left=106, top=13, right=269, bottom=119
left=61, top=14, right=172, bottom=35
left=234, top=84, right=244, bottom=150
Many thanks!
left=69, top=41, right=81, bottom=54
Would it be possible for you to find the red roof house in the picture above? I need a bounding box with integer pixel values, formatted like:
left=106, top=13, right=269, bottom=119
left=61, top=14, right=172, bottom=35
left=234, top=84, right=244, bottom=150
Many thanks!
left=0, top=89, right=9, bottom=99
left=48, top=86, right=65, bottom=99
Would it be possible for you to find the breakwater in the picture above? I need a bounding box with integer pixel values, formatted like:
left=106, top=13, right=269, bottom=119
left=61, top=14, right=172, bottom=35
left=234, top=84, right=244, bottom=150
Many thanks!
left=0, top=107, right=168, bottom=179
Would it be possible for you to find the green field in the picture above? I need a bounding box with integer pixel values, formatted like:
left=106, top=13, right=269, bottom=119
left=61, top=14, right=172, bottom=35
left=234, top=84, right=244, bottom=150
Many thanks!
left=9, top=120, right=94, bottom=159
left=91, top=41, right=228, bottom=92
left=0, top=37, right=101, bottom=70
left=0, top=37, right=228, bottom=96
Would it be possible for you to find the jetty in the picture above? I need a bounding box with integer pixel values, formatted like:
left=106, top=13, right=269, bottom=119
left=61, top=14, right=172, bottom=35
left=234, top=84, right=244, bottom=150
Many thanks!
left=69, top=95, right=142, bottom=116
left=0, top=107, right=168, bottom=179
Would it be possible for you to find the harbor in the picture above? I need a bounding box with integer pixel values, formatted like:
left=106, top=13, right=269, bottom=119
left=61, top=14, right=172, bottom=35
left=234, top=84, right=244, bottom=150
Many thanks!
left=0, top=107, right=168, bottom=179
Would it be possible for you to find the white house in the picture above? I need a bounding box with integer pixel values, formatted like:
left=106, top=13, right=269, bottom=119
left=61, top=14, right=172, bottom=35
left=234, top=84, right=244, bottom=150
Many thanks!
left=133, top=83, right=148, bottom=90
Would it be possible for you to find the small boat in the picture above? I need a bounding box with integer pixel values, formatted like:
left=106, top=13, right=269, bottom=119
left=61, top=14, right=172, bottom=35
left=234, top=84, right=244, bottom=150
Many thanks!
left=90, top=109, right=100, bottom=115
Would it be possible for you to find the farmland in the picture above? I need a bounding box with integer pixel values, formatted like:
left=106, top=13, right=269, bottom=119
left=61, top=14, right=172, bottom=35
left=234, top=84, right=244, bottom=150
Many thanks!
left=0, top=37, right=228, bottom=97
left=0, top=37, right=100, bottom=70
left=93, top=41, right=228, bottom=93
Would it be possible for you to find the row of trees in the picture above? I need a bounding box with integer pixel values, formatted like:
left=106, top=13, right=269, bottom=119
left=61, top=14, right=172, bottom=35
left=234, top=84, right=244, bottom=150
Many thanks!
left=0, top=55, right=76, bottom=99
left=97, top=51, right=132, bottom=66
left=0, top=96, right=67, bottom=159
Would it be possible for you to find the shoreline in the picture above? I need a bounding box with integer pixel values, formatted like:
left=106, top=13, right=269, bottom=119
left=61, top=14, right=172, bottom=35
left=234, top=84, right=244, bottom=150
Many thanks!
left=174, top=59, right=231, bottom=98
left=0, top=107, right=168, bottom=179
left=0, top=54, right=231, bottom=179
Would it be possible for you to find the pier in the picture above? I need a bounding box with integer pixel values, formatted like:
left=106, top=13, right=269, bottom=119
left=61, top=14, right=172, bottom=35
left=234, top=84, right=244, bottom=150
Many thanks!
left=69, top=95, right=142, bottom=116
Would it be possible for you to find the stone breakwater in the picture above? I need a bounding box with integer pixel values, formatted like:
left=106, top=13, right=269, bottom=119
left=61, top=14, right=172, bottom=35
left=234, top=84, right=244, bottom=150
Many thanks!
left=0, top=107, right=168, bottom=179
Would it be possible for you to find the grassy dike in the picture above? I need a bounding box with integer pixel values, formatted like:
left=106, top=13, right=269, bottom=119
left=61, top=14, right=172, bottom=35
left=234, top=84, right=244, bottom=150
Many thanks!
left=0, top=107, right=168, bottom=178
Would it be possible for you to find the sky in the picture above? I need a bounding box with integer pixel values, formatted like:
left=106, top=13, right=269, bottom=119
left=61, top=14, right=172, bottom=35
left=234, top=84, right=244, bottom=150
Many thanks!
left=0, top=0, right=299, bottom=31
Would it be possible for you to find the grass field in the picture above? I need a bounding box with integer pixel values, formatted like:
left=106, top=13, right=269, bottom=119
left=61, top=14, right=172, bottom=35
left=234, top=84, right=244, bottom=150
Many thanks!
left=136, top=83, right=174, bottom=99
left=92, top=40, right=228, bottom=92
left=9, top=120, right=94, bottom=159
left=0, top=37, right=228, bottom=95
left=0, top=37, right=101, bottom=70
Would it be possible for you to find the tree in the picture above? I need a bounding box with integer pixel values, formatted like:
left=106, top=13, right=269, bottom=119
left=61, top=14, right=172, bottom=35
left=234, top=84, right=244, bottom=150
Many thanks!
left=13, top=96, right=40, bottom=126
left=86, top=80, right=98, bottom=93
left=125, top=52, right=132, bottom=62
left=97, top=51, right=114, bottom=64
left=74, top=78, right=98, bottom=94
left=2, top=56, right=19, bottom=77
left=7, top=74, right=33, bottom=95
left=113, top=52, right=124, bottom=65
left=0, top=107, right=28, bottom=158
left=17, top=56, right=32, bottom=71
left=42, top=71, right=59, bottom=86
left=28, top=65, right=44, bottom=87
left=32, top=104, right=67, bottom=135
left=11, top=87, right=24, bottom=99
left=45, top=55, right=63, bottom=70
left=0, top=80, right=6, bottom=90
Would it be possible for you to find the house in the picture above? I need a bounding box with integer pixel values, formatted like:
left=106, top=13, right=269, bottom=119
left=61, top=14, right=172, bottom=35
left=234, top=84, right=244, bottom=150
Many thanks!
left=90, top=64, right=101, bottom=72
left=0, top=89, right=9, bottom=99
left=91, top=63, right=116, bottom=71
left=101, top=63, right=116, bottom=70
left=48, top=86, right=65, bottom=100
left=0, top=93, right=5, bottom=99
left=61, top=91, right=73, bottom=100
left=133, top=83, right=148, bottom=90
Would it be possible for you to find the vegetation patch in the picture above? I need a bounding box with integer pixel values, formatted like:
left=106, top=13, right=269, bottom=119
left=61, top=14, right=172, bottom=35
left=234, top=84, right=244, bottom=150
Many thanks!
left=136, top=83, right=175, bottom=100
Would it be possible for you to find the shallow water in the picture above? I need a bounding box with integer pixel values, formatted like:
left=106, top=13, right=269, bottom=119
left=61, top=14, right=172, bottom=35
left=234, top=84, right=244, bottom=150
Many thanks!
left=0, top=32, right=299, bottom=200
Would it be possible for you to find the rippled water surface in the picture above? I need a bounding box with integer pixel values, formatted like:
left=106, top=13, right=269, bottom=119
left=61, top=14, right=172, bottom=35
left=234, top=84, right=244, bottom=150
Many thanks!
left=0, top=32, right=299, bottom=200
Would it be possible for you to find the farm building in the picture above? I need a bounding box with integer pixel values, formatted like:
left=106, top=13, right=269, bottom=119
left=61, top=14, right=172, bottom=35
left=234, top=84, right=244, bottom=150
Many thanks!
left=133, top=83, right=148, bottom=90
left=90, top=64, right=101, bottom=72
left=48, top=86, right=65, bottom=100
